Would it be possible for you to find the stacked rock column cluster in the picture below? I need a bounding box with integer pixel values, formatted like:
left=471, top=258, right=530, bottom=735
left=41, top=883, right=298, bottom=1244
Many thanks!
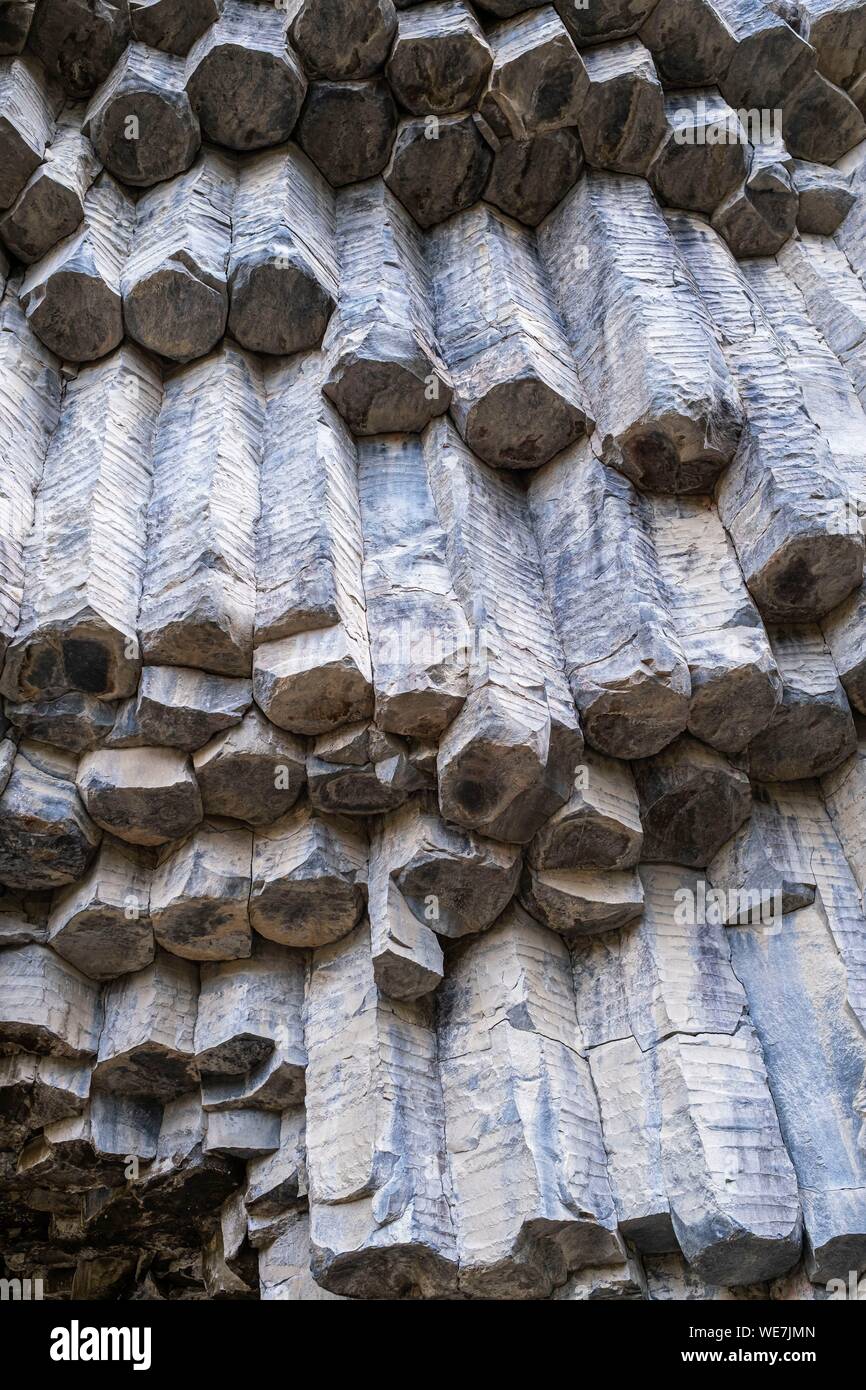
left=0, top=0, right=864, bottom=1301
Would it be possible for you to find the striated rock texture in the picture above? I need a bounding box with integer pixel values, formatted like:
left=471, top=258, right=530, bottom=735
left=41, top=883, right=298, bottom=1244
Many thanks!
left=0, top=0, right=865, bottom=1307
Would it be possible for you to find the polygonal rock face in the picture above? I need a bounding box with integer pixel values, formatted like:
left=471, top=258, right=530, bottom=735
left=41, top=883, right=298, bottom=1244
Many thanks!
left=357, top=435, right=469, bottom=737
left=0, top=55, right=58, bottom=211
left=367, top=869, right=443, bottom=1000
left=5, top=693, right=116, bottom=752
left=122, top=149, right=234, bottom=362
left=150, top=820, right=252, bottom=961
left=792, top=160, right=855, bottom=235
left=254, top=352, right=373, bottom=665
left=1, top=162, right=82, bottom=263
left=0, top=285, right=62, bottom=666
left=29, top=0, right=130, bottom=98
left=555, top=0, right=658, bottom=46
left=708, top=792, right=817, bottom=924
left=387, top=2, right=492, bottom=116
left=668, top=210, right=865, bottom=624
left=577, top=38, right=666, bottom=176
left=782, top=69, right=866, bottom=165
left=195, top=937, right=305, bottom=1078
left=321, top=182, right=451, bottom=434
left=200, top=1034, right=305, bottom=1113
left=307, top=728, right=420, bottom=817
left=482, top=7, right=589, bottom=143
left=744, top=626, right=858, bottom=782
left=254, top=628, right=374, bottom=737
left=437, top=908, right=623, bottom=1295
left=384, top=113, right=492, bottom=228
left=0, top=107, right=97, bottom=263
left=726, top=880, right=866, bottom=1284
left=4, top=0, right=866, bottom=1306
left=18, top=173, right=134, bottom=362
left=192, top=708, right=306, bottom=826
left=0, top=1051, right=90, bottom=1151
left=94, top=950, right=199, bottom=1099
left=296, top=79, right=397, bottom=186
left=0, top=749, right=101, bottom=889
left=185, top=1, right=307, bottom=152
left=76, top=747, right=203, bottom=847
left=137, top=343, right=262, bottom=674
left=718, top=3, right=814, bottom=110
left=798, top=0, right=866, bottom=90
left=388, top=797, right=521, bottom=940
left=427, top=203, right=591, bottom=469
left=712, top=159, right=798, bottom=259
left=646, top=496, right=782, bottom=754
left=47, top=835, right=154, bottom=979
left=204, top=1107, right=280, bottom=1160
left=0, top=3, right=35, bottom=57
left=227, top=144, right=337, bottom=357
left=250, top=802, right=367, bottom=949
left=528, top=441, right=692, bottom=759
left=539, top=176, right=744, bottom=496
left=84, top=44, right=200, bottom=188
left=632, top=735, right=753, bottom=868
left=638, top=0, right=736, bottom=87
left=290, top=0, right=397, bottom=81
left=304, top=920, right=459, bottom=1295
left=111, top=666, right=252, bottom=751
left=520, top=864, right=645, bottom=935
left=129, top=0, right=219, bottom=56
left=528, top=751, right=643, bottom=872
left=425, top=418, right=582, bottom=842
left=649, top=90, right=749, bottom=214
left=484, top=127, right=583, bottom=226
left=0, top=942, right=101, bottom=1056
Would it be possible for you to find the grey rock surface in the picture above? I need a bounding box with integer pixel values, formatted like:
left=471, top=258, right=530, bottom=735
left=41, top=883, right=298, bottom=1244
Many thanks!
left=384, top=112, right=492, bottom=227
left=19, top=171, right=133, bottom=361
left=529, top=439, right=692, bottom=759
left=426, top=417, right=582, bottom=842
left=577, top=38, right=665, bottom=176
left=290, top=0, right=397, bottom=82
left=296, top=79, right=397, bottom=188
left=323, top=179, right=451, bottom=433
left=122, top=148, right=234, bottom=362
left=483, top=126, right=583, bottom=226
left=249, top=799, right=367, bottom=949
left=0, top=105, right=99, bottom=264
left=84, top=43, right=200, bottom=188
left=138, top=342, right=262, bottom=671
left=29, top=0, right=129, bottom=99
left=0, top=0, right=865, bottom=1305
left=540, top=174, right=743, bottom=494
left=427, top=201, right=592, bottom=469
left=185, top=1, right=306, bottom=152
left=228, top=143, right=337, bottom=357
left=387, top=2, right=491, bottom=116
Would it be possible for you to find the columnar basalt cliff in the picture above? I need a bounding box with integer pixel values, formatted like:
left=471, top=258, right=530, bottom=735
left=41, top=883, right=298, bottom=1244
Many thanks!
left=0, top=0, right=865, bottom=1303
